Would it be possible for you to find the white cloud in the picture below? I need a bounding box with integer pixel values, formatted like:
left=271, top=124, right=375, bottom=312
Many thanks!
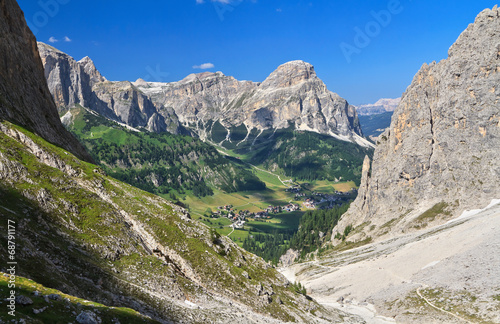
left=193, top=63, right=215, bottom=70
left=48, top=36, right=58, bottom=43
left=63, top=36, right=72, bottom=42
left=196, top=0, right=233, bottom=3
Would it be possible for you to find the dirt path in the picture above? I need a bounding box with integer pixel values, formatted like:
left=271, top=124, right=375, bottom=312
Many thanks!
left=249, top=164, right=292, bottom=186
left=416, top=286, right=472, bottom=324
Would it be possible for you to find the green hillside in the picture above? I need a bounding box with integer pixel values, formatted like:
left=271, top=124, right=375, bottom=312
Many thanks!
left=66, top=106, right=265, bottom=197
left=207, top=123, right=373, bottom=186
left=358, top=112, right=393, bottom=138
left=0, top=120, right=332, bottom=323
left=0, top=273, right=159, bottom=323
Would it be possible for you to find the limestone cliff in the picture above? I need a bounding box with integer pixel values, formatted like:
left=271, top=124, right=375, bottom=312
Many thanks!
left=0, top=0, right=92, bottom=163
left=38, top=43, right=182, bottom=134
left=334, top=6, right=500, bottom=241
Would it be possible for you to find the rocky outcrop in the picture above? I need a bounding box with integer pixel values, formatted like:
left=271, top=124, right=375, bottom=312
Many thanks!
left=334, top=6, right=500, bottom=240
left=0, top=0, right=92, bottom=163
left=38, top=43, right=182, bottom=134
left=38, top=43, right=106, bottom=110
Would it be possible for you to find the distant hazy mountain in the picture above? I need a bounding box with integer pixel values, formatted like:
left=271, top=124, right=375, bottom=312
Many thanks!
left=356, top=97, right=401, bottom=116
left=358, top=111, right=393, bottom=140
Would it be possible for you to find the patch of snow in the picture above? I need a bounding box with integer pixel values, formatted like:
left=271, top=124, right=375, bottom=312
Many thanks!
left=353, top=134, right=376, bottom=148
left=113, top=121, right=141, bottom=133
left=296, top=123, right=375, bottom=148
left=60, top=110, right=73, bottom=126
left=446, top=199, right=500, bottom=225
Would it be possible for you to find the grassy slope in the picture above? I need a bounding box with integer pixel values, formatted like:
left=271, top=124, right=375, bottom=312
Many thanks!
left=210, top=124, right=373, bottom=186
left=0, top=273, right=158, bottom=324
left=0, top=121, right=335, bottom=323
left=67, top=106, right=265, bottom=196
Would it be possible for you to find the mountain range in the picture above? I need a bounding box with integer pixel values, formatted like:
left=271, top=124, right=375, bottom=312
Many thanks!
left=38, top=43, right=373, bottom=149
left=38, top=43, right=374, bottom=189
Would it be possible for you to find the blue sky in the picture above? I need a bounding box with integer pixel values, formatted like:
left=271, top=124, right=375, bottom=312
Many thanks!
left=18, top=0, right=498, bottom=105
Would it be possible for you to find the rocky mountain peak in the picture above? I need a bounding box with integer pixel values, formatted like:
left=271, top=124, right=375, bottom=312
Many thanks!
left=38, top=42, right=182, bottom=134
left=333, top=6, right=500, bottom=242
left=178, top=71, right=228, bottom=85
left=449, top=6, right=500, bottom=59
left=261, top=60, right=317, bottom=89
left=133, top=78, right=148, bottom=87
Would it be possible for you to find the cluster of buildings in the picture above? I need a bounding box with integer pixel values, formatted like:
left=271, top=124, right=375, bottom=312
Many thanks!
left=218, top=205, right=234, bottom=211
left=285, top=185, right=302, bottom=193
left=300, top=189, right=359, bottom=210
left=262, top=203, right=300, bottom=215
left=212, top=202, right=301, bottom=227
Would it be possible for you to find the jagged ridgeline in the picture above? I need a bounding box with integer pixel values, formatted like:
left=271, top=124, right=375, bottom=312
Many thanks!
left=64, top=106, right=265, bottom=197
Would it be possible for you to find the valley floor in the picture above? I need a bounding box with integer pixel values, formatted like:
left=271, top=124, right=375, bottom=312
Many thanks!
left=280, top=200, right=500, bottom=323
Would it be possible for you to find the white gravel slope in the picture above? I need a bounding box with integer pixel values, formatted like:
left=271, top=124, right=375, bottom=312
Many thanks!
left=281, top=200, right=500, bottom=323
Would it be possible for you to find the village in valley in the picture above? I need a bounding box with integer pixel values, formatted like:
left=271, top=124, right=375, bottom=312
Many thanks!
left=207, top=182, right=358, bottom=229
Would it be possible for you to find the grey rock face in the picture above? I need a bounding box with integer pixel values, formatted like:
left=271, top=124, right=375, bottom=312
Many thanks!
left=76, top=310, right=102, bottom=324
left=0, top=0, right=93, bottom=163
left=39, top=42, right=367, bottom=145
left=38, top=43, right=182, bottom=134
left=38, top=43, right=106, bottom=110
left=140, top=60, right=365, bottom=143
left=15, top=295, right=33, bottom=306
left=335, top=7, right=500, bottom=239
